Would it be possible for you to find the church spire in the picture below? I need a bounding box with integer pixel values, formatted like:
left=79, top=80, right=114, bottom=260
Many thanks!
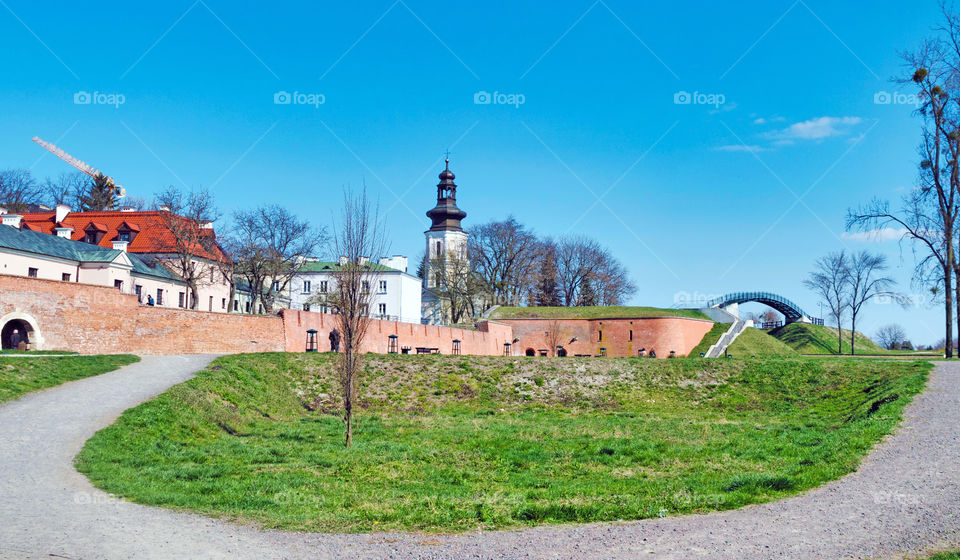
left=426, top=157, right=467, bottom=232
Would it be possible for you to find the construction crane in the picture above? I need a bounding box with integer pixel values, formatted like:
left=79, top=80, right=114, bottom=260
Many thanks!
left=32, top=136, right=126, bottom=197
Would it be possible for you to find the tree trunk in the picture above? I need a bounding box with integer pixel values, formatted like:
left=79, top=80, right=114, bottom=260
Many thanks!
left=947, top=244, right=955, bottom=358
left=850, top=316, right=856, bottom=356
left=837, top=315, right=843, bottom=354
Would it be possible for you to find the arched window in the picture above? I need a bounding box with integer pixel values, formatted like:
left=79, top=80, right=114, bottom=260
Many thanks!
left=436, top=241, right=442, bottom=256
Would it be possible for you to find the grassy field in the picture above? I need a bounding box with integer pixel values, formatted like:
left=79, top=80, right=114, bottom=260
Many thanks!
left=491, top=306, right=709, bottom=320
left=687, top=322, right=730, bottom=356
left=77, top=353, right=930, bottom=533
left=725, top=328, right=800, bottom=358
left=769, top=323, right=892, bottom=355
left=0, top=355, right=140, bottom=403
left=924, top=553, right=960, bottom=560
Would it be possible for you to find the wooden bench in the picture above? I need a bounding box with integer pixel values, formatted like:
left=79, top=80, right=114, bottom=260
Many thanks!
left=415, top=347, right=439, bottom=354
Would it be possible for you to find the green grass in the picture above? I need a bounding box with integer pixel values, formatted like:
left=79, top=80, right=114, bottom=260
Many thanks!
left=491, top=306, right=709, bottom=320
left=1, top=349, right=79, bottom=355
left=687, top=322, right=729, bottom=356
left=725, top=328, right=800, bottom=358
left=77, top=353, right=930, bottom=533
left=922, top=553, right=960, bottom=560
left=769, top=323, right=891, bottom=355
left=0, top=355, right=140, bottom=403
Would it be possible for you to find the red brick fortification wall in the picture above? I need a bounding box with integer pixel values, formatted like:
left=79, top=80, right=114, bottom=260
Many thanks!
left=500, top=317, right=715, bottom=358
left=0, top=275, right=284, bottom=354
left=281, top=310, right=514, bottom=355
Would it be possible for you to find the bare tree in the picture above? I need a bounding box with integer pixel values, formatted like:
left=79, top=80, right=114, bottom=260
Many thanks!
left=42, top=172, right=87, bottom=208
left=846, top=251, right=898, bottom=355
left=153, top=186, right=222, bottom=309
left=428, top=250, right=478, bottom=324
left=232, top=205, right=325, bottom=313
left=876, top=324, right=908, bottom=350
left=555, top=235, right=602, bottom=306
left=328, top=187, right=387, bottom=447
left=545, top=319, right=568, bottom=356
left=803, top=251, right=850, bottom=354
left=468, top=217, right=542, bottom=306
left=847, top=9, right=960, bottom=357
left=0, top=169, right=42, bottom=212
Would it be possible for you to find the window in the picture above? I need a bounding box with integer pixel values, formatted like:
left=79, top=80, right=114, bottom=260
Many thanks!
left=208, top=296, right=213, bottom=312
left=221, top=298, right=226, bottom=310
left=210, top=267, right=215, bottom=282
left=362, top=281, right=370, bottom=294
left=598, top=331, right=603, bottom=342
left=436, top=241, right=441, bottom=256
left=62, top=273, right=71, bottom=282
left=233, top=300, right=238, bottom=312
left=319, top=281, right=328, bottom=293
left=114, top=279, right=123, bottom=291
left=178, top=292, right=185, bottom=308
left=320, top=304, right=328, bottom=314
left=303, top=303, right=311, bottom=312
left=302, top=280, right=311, bottom=293
left=84, top=232, right=97, bottom=244
left=117, top=231, right=131, bottom=242
left=272, top=281, right=280, bottom=293
left=378, top=280, right=387, bottom=294
left=378, top=303, right=387, bottom=316
left=157, top=289, right=164, bottom=306
left=629, top=330, right=633, bottom=341
left=27, top=267, right=37, bottom=278
left=135, top=285, right=143, bottom=302
left=245, top=301, right=251, bottom=313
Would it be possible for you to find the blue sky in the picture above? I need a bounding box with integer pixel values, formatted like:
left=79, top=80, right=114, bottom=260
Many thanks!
left=0, top=0, right=948, bottom=344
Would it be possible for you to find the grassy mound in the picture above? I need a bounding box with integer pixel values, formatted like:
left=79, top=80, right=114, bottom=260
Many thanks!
left=77, top=353, right=930, bottom=533
left=491, top=306, right=709, bottom=320
left=769, top=323, right=888, bottom=355
left=0, top=355, right=139, bottom=403
left=687, top=322, right=729, bottom=356
left=725, top=328, right=800, bottom=358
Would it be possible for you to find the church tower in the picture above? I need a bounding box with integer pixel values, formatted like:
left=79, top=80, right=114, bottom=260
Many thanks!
left=423, top=158, right=468, bottom=320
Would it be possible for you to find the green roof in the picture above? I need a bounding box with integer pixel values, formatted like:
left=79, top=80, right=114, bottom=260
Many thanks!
left=298, top=261, right=399, bottom=273
left=0, top=224, right=184, bottom=284
left=0, top=224, right=122, bottom=263
left=129, top=254, right=185, bottom=283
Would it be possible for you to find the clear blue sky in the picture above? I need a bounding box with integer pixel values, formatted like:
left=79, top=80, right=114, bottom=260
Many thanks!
left=0, top=0, right=948, bottom=344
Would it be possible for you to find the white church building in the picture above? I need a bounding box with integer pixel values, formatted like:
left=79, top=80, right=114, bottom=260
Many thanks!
left=422, top=158, right=470, bottom=325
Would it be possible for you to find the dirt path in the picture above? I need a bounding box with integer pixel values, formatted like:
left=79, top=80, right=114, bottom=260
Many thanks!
left=0, top=356, right=957, bottom=559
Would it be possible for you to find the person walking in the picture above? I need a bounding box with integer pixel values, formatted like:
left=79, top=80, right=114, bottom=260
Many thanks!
left=9, top=329, right=21, bottom=351
left=328, top=328, right=341, bottom=352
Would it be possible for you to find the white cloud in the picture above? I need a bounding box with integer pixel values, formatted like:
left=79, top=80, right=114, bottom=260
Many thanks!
left=841, top=227, right=907, bottom=242
left=753, top=117, right=767, bottom=124
left=771, top=116, right=862, bottom=141
left=714, top=144, right=765, bottom=153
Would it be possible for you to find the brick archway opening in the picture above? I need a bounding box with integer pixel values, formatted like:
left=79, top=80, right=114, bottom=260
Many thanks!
left=525, top=348, right=535, bottom=356
left=2, top=319, right=34, bottom=350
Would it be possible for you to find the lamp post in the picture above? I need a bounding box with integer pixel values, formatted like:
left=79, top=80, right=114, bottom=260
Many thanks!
left=452, top=339, right=461, bottom=355
left=503, top=342, right=512, bottom=356
left=305, top=329, right=318, bottom=353
left=388, top=334, right=398, bottom=354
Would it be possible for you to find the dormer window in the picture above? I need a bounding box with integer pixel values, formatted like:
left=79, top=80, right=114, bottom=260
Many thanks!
left=85, top=231, right=98, bottom=244
left=83, top=222, right=108, bottom=245
left=117, top=231, right=131, bottom=242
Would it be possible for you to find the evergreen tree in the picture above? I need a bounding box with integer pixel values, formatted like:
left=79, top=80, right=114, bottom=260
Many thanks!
left=79, top=173, right=117, bottom=211
left=533, top=246, right=561, bottom=306
left=576, top=276, right=598, bottom=306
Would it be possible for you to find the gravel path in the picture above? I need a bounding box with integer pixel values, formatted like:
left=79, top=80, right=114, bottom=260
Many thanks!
left=1, top=356, right=958, bottom=560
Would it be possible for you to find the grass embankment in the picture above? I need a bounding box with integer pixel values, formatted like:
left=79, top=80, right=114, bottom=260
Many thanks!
left=688, top=322, right=730, bottom=356
left=77, top=353, right=930, bottom=533
left=491, top=306, right=709, bottom=320
left=924, top=553, right=960, bottom=560
left=0, top=355, right=140, bottom=403
left=725, top=328, right=799, bottom=358
left=769, top=323, right=893, bottom=355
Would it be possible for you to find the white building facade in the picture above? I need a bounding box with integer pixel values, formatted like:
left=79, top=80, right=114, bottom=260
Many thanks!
left=287, top=256, right=422, bottom=324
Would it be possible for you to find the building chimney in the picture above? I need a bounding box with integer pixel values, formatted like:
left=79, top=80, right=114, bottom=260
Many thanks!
left=55, top=204, right=71, bottom=222
left=338, top=256, right=348, bottom=266
left=0, top=207, right=7, bottom=215
left=158, top=205, right=171, bottom=212
left=379, top=255, right=408, bottom=273
left=358, top=256, right=369, bottom=266
left=112, top=240, right=129, bottom=252
left=119, top=206, right=135, bottom=213
left=54, top=227, right=73, bottom=239
left=2, top=214, right=22, bottom=228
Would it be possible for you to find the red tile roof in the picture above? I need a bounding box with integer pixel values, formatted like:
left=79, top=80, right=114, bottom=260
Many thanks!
left=18, top=210, right=227, bottom=261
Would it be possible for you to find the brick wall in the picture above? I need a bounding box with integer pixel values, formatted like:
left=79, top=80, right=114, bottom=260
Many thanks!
left=0, top=275, right=284, bottom=354
left=0, top=275, right=714, bottom=358
left=280, top=310, right=514, bottom=356
left=499, top=317, right=714, bottom=357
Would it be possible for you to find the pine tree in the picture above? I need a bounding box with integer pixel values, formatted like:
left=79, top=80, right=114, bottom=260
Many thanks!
left=533, top=248, right=561, bottom=306
left=79, top=173, right=117, bottom=211
left=576, top=276, right=598, bottom=306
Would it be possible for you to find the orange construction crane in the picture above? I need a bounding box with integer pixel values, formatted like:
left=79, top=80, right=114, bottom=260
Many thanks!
left=32, top=136, right=126, bottom=197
